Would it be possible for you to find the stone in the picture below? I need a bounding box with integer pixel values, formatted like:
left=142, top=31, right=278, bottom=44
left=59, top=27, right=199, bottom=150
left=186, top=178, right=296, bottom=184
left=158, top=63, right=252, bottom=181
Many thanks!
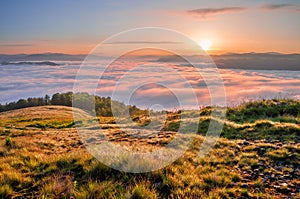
left=241, top=183, right=249, bottom=188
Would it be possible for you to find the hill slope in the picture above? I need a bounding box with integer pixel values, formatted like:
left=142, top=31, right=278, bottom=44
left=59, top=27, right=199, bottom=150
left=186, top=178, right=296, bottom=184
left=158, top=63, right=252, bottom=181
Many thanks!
left=0, top=105, right=299, bottom=198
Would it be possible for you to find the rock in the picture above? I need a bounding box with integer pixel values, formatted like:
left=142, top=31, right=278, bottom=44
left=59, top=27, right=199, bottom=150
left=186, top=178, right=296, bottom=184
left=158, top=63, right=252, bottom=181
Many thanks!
left=274, top=185, right=280, bottom=189
left=275, top=166, right=283, bottom=171
left=86, top=137, right=96, bottom=143
left=257, top=148, right=266, bottom=156
left=288, top=184, right=295, bottom=189
left=251, top=164, right=260, bottom=169
left=241, top=183, right=249, bottom=188
left=289, top=148, right=295, bottom=153
left=258, top=163, right=266, bottom=168
left=288, top=154, right=294, bottom=158
left=153, top=182, right=162, bottom=188
left=283, top=174, right=290, bottom=179
left=71, top=143, right=77, bottom=147
left=274, top=183, right=291, bottom=194
left=258, top=173, right=268, bottom=179
left=269, top=176, right=276, bottom=183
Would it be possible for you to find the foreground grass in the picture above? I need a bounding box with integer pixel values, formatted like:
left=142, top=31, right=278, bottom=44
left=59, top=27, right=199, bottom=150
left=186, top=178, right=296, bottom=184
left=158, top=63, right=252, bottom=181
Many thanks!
left=0, top=100, right=299, bottom=198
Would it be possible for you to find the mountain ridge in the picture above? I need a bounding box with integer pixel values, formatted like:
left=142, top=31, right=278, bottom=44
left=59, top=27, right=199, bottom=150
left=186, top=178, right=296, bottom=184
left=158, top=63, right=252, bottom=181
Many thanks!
left=0, top=52, right=299, bottom=70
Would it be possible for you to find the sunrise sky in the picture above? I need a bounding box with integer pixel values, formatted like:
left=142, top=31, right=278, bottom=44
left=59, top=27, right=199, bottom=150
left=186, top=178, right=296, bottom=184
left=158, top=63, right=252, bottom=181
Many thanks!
left=0, top=0, right=299, bottom=54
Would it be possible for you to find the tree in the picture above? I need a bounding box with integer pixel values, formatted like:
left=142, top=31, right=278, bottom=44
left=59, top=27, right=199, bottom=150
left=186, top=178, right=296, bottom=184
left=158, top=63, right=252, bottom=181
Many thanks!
left=44, top=94, right=51, bottom=105
left=16, top=99, right=28, bottom=109
left=51, top=93, right=61, bottom=105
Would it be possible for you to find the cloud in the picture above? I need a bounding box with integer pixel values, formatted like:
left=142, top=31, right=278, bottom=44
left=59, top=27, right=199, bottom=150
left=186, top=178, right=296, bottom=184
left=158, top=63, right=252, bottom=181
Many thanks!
left=261, top=3, right=299, bottom=11
left=186, top=7, right=246, bottom=18
left=1, top=58, right=300, bottom=108
left=0, top=43, right=34, bottom=47
left=104, top=41, right=183, bottom=45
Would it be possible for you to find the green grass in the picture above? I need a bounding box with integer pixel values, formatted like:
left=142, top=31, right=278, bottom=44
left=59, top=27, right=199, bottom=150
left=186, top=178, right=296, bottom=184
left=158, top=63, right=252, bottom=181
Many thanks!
left=226, top=98, right=300, bottom=123
left=26, top=121, right=75, bottom=129
left=5, top=137, right=12, bottom=147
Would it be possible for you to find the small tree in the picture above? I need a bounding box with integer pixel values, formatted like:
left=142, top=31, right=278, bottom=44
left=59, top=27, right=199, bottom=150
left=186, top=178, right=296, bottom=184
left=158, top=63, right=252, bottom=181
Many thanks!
left=44, top=94, right=51, bottom=105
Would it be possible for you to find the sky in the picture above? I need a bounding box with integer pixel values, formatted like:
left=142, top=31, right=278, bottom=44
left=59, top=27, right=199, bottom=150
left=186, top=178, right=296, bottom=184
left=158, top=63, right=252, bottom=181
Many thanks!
left=0, top=0, right=300, bottom=54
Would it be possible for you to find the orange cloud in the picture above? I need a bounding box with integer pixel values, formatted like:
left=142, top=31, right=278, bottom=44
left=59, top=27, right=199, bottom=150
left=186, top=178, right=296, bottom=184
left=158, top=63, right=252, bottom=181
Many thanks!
left=261, top=3, right=298, bottom=10
left=186, top=7, right=246, bottom=18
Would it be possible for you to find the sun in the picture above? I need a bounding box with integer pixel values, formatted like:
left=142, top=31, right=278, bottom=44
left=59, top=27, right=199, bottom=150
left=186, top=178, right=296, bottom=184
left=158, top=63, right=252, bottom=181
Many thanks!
left=200, top=40, right=212, bottom=51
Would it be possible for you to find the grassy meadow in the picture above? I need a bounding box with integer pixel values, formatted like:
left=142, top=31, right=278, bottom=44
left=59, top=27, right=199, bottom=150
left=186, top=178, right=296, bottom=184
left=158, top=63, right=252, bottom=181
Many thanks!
left=0, top=99, right=299, bottom=198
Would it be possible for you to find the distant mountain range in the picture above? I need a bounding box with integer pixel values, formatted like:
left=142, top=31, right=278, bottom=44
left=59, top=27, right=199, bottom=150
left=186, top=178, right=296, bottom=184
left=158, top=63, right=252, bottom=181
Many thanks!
left=0, top=53, right=87, bottom=61
left=0, top=52, right=299, bottom=70
left=212, top=52, right=300, bottom=70
left=1, top=61, right=60, bottom=66
left=157, top=52, right=300, bottom=71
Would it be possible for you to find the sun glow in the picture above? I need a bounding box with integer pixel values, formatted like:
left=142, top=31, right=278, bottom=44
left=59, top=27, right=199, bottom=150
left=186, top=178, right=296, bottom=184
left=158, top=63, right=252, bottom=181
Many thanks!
left=200, top=40, right=212, bottom=51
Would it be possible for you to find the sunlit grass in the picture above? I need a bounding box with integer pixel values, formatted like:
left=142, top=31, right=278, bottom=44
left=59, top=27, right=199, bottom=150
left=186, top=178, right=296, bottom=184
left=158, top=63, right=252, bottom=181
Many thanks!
left=0, top=99, right=299, bottom=198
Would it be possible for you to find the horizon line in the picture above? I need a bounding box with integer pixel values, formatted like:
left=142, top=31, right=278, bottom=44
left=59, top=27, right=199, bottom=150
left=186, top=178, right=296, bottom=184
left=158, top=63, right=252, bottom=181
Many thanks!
left=1, top=51, right=300, bottom=56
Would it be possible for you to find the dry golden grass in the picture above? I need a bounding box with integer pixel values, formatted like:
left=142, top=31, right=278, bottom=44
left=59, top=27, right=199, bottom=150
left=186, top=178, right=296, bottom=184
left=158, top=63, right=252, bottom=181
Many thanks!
left=0, top=105, right=299, bottom=198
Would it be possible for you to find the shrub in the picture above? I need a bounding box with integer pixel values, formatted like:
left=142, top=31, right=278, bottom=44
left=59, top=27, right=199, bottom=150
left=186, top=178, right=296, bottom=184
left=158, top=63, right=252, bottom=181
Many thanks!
left=75, top=181, right=124, bottom=199
left=0, top=184, right=13, bottom=198
left=267, top=148, right=290, bottom=161
left=129, top=184, right=157, bottom=199
left=40, top=174, right=74, bottom=198
left=5, top=137, right=12, bottom=147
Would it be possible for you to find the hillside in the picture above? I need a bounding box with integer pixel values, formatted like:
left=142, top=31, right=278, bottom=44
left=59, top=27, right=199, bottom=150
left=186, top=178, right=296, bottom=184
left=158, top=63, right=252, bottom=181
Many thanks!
left=0, top=102, right=299, bottom=198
